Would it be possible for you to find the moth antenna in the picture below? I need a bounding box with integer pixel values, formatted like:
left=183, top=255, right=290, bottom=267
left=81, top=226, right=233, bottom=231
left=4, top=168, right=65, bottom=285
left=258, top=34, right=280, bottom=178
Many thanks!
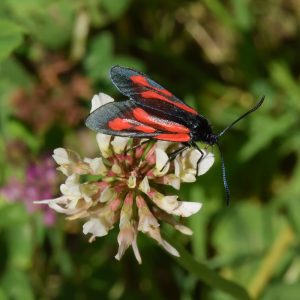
left=218, top=96, right=265, bottom=138
left=217, top=143, right=230, bottom=206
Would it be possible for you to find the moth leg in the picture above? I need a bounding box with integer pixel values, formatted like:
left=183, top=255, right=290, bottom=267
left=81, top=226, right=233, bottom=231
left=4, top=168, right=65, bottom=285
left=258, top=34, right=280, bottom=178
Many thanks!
left=191, top=142, right=204, bottom=176
left=125, top=139, right=151, bottom=153
left=160, top=143, right=190, bottom=172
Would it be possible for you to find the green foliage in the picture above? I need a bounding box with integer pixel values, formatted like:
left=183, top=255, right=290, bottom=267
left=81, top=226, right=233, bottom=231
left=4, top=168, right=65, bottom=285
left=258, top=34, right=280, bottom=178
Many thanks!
left=6, top=120, right=41, bottom=152
left=262, top=283, right=300, bottom=300
left=0, top=19, right=24, bottom=61
left=101, top=0, right=131, bottom=19
left=1, top=0, right=300, bottom=299
left=2, top=268, right=34, bottom=300
left=85, top=32, right=143, bottom=84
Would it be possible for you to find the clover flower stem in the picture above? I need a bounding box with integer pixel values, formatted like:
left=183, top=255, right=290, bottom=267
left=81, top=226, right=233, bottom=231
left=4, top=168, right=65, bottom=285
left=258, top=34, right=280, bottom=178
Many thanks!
left=140, top=140, right=156, bottom=161
left=103, top=177, right=117, bottom=183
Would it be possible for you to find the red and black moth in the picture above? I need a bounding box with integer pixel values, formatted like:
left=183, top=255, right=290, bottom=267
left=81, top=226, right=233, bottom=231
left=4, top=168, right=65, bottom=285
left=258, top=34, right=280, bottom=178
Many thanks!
left=85, top=66, right=265, bottom=205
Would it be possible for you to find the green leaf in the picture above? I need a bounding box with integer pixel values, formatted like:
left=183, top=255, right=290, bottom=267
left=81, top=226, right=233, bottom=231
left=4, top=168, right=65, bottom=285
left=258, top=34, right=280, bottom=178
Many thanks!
left=84, top=32, right=114, bottom=82
left=84, top=32, right=144, bottom=83
left=212, top=203, right=286, bottom=258
left=210, top=203, right=287, bottom=286
left=212, top=203, right=268, bottom=259
left=101, top=0, right=131, bottom=19
left=168, top=236, right=251, bottom=300
left=0, top=19, right=24, bottom=61
left=0, top=287, right=6, bottom=300
left=0, top=59, right=33, bottom=140
left=230, top=0, right=253, bottom=31
left=2, top=0, right=47, bottom=16
left=285, top=166, right=300, bottom=235
left=288, top=199, right=300, bottom=236
left=247, top=226, right=295, bottom=299
left=0, top=203, right=29, bottom=228
left=0, top=58, right=33, bottom=89
left=239, top=113, right=296, bottom=161
left=261, top=283, right=300, bottom=300
left=111, top=56, right=144, bottom=71
left=202, top=0, right=235, bottom=28
left=4, top=0, right=74, bottom=49
left=49, top=224, right=74, bottom=276
left=32, top=213, right=47, bottom=246
left=6, top=222, right=33, bottom=269
left=0, top=20, right=24, bottom=35
left=6, top=120, right=40, bottom=152
left=1, top=268, right=34, bottom=300
left=28, top=1, right=74, bottom=49
left=269, top=62, right=300, bottom=111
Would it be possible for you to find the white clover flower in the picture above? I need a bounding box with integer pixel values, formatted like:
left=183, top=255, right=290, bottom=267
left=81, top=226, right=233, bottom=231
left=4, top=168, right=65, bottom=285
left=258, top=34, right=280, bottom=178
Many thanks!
left=83, top=218, right=108, bottom=239
left=90, top=92, right=114, bottom=112
left=35, top=93, right=215, bottom=263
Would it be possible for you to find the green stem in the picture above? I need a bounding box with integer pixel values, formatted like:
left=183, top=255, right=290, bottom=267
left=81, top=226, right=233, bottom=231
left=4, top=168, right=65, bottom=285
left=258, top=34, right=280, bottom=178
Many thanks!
left=70, top=9, right=90, bottom=62
left=168, top=236, right=251, bottom=300
left=140, top=140, right=155, bottom=161
left=202, top=0, right=235, bottom=28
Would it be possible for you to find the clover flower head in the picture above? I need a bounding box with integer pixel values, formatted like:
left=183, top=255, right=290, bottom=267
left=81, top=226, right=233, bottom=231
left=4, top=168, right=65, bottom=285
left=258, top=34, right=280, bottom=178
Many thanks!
left=35, top=93, right=215, bottom=263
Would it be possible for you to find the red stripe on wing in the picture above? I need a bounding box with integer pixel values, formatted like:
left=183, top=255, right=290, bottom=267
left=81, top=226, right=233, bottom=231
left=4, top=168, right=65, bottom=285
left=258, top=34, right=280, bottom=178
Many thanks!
left=108, top=117, right=156, bottom=133
left=130, top=75, right=172, bottom=96
left=134, top=125, right=156, bottom=133
left=155, top=133, right=191, bottom=142
left=132, top=108, right=190, bottom=133
left=109, top=118, right=132, bottom=130
left=141, top=91, right=170, bottom=102
left=130, top=75, right=149, bottom=88
left=140, top=91, right=198, bottom=115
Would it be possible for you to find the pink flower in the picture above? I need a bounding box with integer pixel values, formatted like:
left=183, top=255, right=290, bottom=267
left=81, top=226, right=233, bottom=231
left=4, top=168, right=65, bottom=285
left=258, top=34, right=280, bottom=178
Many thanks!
left=35, top=93, right=215, bottom=263
left=0, top=156, right=57, bottom=226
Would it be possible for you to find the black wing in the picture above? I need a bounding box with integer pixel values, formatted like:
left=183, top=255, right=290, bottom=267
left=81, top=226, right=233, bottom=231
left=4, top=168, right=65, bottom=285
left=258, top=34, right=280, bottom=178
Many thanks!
left=85, top=100, right=192, bottom=142
left=110, top=66, right=199, bottom=116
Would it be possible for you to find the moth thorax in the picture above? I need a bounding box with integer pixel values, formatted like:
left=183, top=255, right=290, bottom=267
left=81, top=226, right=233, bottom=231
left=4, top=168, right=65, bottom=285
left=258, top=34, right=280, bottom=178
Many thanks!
left=206, top=133, right=218, bottom=146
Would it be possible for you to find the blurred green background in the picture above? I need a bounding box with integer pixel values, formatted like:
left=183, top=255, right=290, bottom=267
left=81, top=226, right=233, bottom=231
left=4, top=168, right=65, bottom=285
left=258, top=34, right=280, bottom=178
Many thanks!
left=1, top=0, right=300, bottom=299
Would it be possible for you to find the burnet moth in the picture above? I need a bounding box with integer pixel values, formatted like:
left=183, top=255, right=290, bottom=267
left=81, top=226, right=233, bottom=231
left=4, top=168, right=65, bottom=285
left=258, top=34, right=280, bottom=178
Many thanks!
left=85, top=66, right=264, bottom=205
